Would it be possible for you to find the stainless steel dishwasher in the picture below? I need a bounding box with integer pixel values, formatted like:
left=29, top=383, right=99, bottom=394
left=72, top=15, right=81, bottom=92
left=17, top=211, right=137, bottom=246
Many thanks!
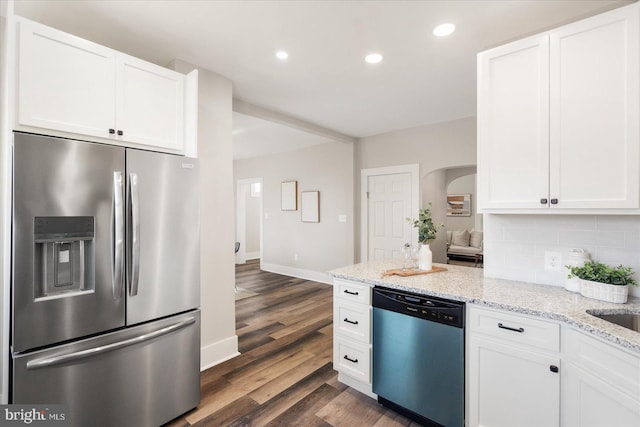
left=372, top=287, right=465, bottom=427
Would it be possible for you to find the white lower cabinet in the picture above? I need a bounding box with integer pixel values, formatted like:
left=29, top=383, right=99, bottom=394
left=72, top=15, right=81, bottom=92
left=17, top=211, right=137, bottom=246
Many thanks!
left=562, top=328, right=640, bottom=427
left=468, top=305, right=640, bottom=427
left=332, top=279, right=375, bottom=398
left=468, top=305, right=561, bottom=427
left=468, top=336, right=560, bottom=427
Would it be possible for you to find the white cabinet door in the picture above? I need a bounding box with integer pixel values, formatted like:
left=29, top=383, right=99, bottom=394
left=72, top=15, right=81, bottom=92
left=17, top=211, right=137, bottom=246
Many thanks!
left=550, top=6, right=640, bottom=209
left=477, top=34, right=549, bottom=210
left=563, top=362, right=640, bottom=427
left=478, top=4, right=640, bottom=212
left=18, top=20, right=116, bottom=139
left=115, top=54, right=184, bottom=151
left=468, top=336, right=560, bottom=427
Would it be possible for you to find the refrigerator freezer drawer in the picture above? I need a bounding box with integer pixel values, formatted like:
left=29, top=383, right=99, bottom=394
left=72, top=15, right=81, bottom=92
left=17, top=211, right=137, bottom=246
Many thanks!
left=12, top=310, right=200, bottom=427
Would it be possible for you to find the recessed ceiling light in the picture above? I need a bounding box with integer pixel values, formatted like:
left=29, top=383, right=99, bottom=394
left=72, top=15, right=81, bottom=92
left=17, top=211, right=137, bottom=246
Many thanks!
left=365, top=53, right=383, bottom=64
left=276, top=51, right=288, bottom=60
left=433, top=23, right=455, bottom=37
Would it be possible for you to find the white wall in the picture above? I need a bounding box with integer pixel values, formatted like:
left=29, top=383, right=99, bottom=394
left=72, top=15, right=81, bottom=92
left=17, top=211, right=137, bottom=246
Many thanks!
left=170, top=60, right=239, bottom=369
left=356, top=116, right=477, bottom=261
left=423, top=169, right=448, bottom=263
left=234, top=141, right=354, bottom=282
left=484, top=214, right=640, bottom=298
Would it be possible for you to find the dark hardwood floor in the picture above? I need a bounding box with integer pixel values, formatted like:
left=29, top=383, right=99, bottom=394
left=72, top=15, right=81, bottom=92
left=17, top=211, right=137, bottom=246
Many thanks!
left=165, top=260, right=419, bottom=427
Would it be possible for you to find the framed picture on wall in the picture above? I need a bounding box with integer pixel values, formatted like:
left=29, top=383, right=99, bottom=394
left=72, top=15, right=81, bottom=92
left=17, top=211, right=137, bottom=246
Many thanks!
left=447, top=194, right=471, bottom=216
left=281, top=181, right=298, bottom=210
left=301, top=191, right=320, bottom=223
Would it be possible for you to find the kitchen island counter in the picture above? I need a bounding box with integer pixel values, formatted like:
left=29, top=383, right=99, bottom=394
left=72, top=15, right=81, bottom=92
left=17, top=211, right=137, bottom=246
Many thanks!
left=330, top=260, right=640, bottom=354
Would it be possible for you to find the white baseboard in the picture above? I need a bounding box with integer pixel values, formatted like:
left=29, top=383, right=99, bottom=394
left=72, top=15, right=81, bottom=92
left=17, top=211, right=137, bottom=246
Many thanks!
left=200, top=335, right=240, bottom=371
left=260, top=262, right=332, bottom=285
left=337, top=372, right=377, bottom=400
left=245, top=251, right=260, bottom=260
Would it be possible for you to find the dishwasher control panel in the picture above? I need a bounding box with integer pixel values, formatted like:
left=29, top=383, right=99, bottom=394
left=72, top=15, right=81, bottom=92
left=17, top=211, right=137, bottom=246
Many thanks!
left=372, top=287, right=465, bottom=328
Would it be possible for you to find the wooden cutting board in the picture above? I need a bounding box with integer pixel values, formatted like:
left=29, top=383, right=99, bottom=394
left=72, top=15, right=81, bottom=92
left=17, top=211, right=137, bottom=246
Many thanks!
left=381, top=266, right=447, bottom=278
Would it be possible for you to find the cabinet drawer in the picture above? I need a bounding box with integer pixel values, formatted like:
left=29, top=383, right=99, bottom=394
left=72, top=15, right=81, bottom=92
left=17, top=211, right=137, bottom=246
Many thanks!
left=334, top=279, right=371, bottom=305
left=334, top=337, right=371, bottom=384
left=469, top=306, right=560, bottom=352
left=564, top=327, right=640, bottom=398
left=334, top=301, right=371, bottom=344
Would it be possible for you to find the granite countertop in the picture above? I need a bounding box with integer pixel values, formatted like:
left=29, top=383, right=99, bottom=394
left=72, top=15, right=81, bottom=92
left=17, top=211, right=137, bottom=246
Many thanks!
left=330, top=260, right=640, bottom=355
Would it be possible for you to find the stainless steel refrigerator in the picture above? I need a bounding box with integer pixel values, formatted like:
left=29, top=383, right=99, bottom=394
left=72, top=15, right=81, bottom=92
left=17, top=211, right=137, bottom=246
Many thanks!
left=10, top=132, right=201, bottom=426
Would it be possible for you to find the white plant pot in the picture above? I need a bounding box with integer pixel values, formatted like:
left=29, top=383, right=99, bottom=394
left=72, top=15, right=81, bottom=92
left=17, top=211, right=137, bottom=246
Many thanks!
left=565, top=277, right=581, bottom=293
left=418, top=243, right=432, bottom=271
left=579, top=278, right=629, bottom=304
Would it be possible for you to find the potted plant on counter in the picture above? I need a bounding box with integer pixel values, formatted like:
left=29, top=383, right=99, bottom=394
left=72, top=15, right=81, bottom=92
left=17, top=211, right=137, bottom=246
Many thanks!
left=406, top=204, right=443, bottom=271
left=567, top=260, right=637, bottom=304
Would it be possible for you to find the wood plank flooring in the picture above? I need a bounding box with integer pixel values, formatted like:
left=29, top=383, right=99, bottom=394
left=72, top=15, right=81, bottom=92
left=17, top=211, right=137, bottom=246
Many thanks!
left=165, top=260, right=420, bottom=427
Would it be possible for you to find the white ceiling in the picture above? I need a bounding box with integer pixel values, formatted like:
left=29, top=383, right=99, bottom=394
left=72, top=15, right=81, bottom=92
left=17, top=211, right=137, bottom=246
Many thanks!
left=13, top=0, right=634, bottom=158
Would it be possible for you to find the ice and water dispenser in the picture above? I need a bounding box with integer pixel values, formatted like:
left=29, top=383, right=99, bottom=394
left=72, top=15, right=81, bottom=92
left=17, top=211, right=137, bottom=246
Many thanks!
left=33, top=216, right=95, bottom=300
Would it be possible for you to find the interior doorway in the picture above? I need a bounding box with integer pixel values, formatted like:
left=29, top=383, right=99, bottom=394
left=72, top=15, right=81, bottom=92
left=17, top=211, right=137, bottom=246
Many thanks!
left=236, top=178, right=263, bottom=265
left=360, top=165, right=419, bottom=262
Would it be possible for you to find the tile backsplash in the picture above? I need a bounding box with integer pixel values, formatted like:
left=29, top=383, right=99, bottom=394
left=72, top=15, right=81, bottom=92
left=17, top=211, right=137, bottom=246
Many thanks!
left=484, top=214, right=640, bottom=297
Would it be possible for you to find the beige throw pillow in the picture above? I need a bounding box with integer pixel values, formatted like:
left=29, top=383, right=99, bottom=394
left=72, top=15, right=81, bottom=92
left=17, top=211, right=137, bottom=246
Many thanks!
left=470, top=231, right=483, bottom=249
left=452, top=230, right=470, bottom=247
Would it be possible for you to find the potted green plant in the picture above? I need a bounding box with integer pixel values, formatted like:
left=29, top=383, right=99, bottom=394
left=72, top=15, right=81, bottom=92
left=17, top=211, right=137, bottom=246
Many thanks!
left=567, top=261, right=637, bottom=304
left=406, top=204, right=443, bottom=270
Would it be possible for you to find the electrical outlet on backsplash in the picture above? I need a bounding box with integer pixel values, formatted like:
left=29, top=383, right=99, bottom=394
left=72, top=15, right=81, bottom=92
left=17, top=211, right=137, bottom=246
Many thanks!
left=483, top=214, right=640, bottom=298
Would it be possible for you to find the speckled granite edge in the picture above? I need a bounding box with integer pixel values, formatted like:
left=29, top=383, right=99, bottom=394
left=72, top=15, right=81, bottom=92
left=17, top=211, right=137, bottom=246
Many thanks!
left=330, top=261, right=640, bottom=355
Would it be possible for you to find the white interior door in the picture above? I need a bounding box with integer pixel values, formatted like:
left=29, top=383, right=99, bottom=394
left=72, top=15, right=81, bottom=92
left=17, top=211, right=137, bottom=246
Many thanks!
left=366, top=172, right=414, bottom=261
left=235, top=178, right=263, bottom=265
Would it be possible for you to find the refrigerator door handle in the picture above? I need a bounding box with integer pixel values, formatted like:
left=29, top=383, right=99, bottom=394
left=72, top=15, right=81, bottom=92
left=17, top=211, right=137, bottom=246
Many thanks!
left=26, top=316, right=196, bottom=370
left=128, top=172, right=141, bottom=296
left=112, top=172, right=125, bottom=299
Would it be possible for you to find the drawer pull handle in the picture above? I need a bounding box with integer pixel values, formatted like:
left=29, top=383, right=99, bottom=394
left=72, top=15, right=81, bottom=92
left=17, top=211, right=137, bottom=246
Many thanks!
left=344, top=289, right=359, bottom=296
left=550, top=365, right=559, bottom=373
left=498, top=323, right=524, bottom=333
left=343, top=318, right=359, bottom=325
left=344, top=355, right=358, bottom=364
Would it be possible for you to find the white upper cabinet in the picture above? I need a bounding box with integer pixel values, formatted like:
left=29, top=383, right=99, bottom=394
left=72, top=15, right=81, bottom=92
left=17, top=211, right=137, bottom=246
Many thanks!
left=18, top=20, right=116, bottom=139
left=16, top=18, right=194, bottom=154
left=477, top=34, right=550, bottom=209
left=478, top=4, right=639, bottom=212
left=115, top=55, right=184, bottom=151
left=549, top=7, right=639, bottom=209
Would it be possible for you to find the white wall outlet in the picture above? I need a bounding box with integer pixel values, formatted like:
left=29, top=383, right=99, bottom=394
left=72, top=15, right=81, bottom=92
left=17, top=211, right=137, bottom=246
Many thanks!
left=544, top=251, right=562, bottom=271
left=338, top=214, right=347, bottom=223
left=293, top=253, right=299, bottom=261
